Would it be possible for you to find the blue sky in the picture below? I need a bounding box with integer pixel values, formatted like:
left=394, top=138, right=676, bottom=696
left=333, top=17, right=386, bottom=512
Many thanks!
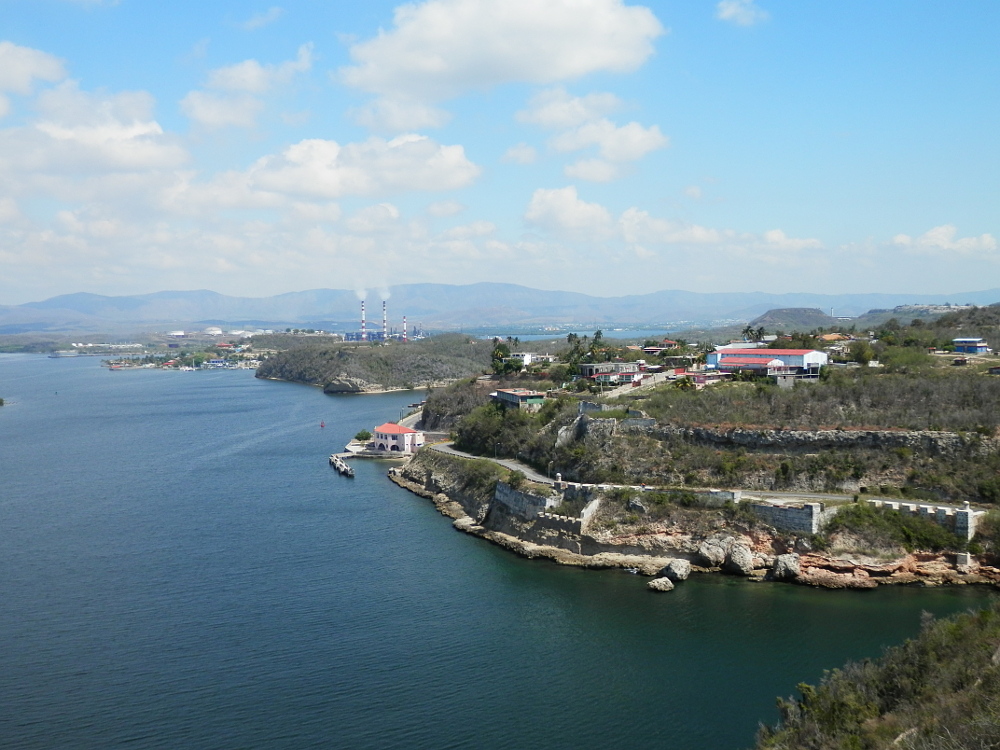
left=0, top=0, right=997, bottom=303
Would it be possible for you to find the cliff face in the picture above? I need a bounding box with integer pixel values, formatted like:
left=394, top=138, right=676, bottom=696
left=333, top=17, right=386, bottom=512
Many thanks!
left=544, top=414, right=999, bottom=501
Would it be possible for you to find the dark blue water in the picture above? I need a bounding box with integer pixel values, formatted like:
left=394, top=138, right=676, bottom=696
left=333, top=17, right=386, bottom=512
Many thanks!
left=0, top=355, right=993, bottom=750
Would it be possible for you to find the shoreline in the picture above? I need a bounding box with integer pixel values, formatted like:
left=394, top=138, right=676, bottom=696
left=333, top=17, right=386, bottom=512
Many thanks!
left=388, top=455, right=1000, bottom=591
left=257, top=374, right=456, bottom=396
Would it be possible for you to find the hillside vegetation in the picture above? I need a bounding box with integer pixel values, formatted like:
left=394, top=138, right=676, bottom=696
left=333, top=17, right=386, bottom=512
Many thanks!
left=755, top=601, right=1000, bottom=750
left=627, top=370, right=1000, bottom=433
left=255, top=334, right=492, bottom=390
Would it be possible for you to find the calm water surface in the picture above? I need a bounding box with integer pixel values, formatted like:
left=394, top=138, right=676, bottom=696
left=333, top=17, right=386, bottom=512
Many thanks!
left=0, top=355, right=993, bottom=750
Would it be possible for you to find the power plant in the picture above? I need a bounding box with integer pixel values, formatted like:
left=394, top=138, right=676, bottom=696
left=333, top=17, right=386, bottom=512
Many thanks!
left=344, top=298, right=419, bottom=342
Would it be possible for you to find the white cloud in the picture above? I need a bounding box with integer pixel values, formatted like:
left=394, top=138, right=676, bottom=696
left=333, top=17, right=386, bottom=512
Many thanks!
left=289, top=202, right=342, bottom=223
left=248, top=134, right=482, bottom=198
left=0, top=82, right=188, bottom=173
left=348, top=97, right=451, bottom=132
left=440, top=220, right=495, bottom=239
left=619, top=207, right=723, bottom=244
left=716, top=0, right=769, bottom=26
left=684, top=185, right=702, bottom=199
left=550, top=119, right=667, bottom=161
left=339, top=0, right=664, bottom=101
left=0, top=41, right=66, bottom=94
left=515, top=87, right=621, bottom=129
left=346, top=203, right=401, bottom=233
left=761, top=228, right=821, bottom=251
left=240, top=7, right=284, bottom=31
left=427, top=200, right=465, bottom=217
left=564, top=158, right=618, bottom=182
left=181, top=44, right=313, bottom=129
left=0, top=197, right=22, bottom=223
left=893, top=225, right=998, bottom=256
left=524, top=186, right=613, bottom=238
left=501, top=143, right=537, bottom=165
left=0, top=94, right=9, bottom=119
left=206, top=43, right=313, bottom=92
left=180, top=91, right=264, bottom=128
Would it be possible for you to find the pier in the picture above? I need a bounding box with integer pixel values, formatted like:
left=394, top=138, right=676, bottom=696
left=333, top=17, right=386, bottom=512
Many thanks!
left=329, top=454, right=355, bottom=477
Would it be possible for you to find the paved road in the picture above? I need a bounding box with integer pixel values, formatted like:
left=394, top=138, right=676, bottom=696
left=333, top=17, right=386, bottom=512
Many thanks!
left=428, top=442, right=555, bottom=484
left=425, top=442, right=864, bottom=501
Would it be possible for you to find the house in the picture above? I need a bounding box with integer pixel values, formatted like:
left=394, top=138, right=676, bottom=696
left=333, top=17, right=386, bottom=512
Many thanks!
left=818, top=333, right=851, bottom=342
left=578, top=362, right=640, bottom=378
left=953, top=338, right=990, bottom=354
left=491, top=388, right=546, bottom=412
left=707, top=348, right=828, bottom=377
left=372, top=423, right=424, bottom=453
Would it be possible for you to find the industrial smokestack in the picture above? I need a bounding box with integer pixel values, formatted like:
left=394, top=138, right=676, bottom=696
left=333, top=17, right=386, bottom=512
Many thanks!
left=383, top=300, right=387, bottom=340
left=361, top=300, right=366, bottom=341
left=403, top=316, right=407, bottom=343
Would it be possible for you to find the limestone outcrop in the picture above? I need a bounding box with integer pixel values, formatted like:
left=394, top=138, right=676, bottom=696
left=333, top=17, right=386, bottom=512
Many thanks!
left=648, top=577, right=675, bottom=592
left=659, top=558, right=692, bottom=582
left=697, top=539, right=728, bottom=567
left=323, top=376, right=380, bottom=394
left=772, top=553, right=800, bottom=581
left=725, top=544, right=755, bottom=576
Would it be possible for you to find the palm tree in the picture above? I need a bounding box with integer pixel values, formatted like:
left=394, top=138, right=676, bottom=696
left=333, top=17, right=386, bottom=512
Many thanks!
left=755, top=326, right=766, bottom=341
left=742, top=324, right=755, bottom=341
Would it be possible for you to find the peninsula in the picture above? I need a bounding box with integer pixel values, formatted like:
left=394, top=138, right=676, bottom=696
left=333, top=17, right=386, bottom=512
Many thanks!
left=385, top=305, right=1000, bottom=591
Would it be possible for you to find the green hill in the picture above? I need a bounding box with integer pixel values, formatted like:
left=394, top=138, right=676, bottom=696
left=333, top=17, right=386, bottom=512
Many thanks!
left=255, top=333, right=492, bottom=391
left=749, top=308, right=838, bottom=331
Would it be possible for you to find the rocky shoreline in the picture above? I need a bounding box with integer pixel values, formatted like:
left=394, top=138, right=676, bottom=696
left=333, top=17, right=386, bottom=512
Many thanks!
left=389, top=451, right=1000, bottom=592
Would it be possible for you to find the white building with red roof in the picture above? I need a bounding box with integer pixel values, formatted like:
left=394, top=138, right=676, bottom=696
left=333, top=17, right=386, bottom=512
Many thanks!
left=707, top=348, right=827, bottom=376
left=372, top=423, right=425, bottom=453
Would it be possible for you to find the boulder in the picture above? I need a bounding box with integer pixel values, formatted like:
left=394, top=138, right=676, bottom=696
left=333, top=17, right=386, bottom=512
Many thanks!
left=647, top=577, right=675, bottom=592
left=772, top=553, right=801, bottom=581
left=627, top=497, right=648, bottom=514
left=754, top=554, right=776, bottom=569
left=659, top=558, right=692, bottom=582
left=697, top=540, right=727, bottom=567
left=725, top=544, right=755, bottom=576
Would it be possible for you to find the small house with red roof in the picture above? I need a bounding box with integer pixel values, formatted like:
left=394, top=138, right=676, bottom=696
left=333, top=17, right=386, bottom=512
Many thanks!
left=372, top=423, right=425, bottom=453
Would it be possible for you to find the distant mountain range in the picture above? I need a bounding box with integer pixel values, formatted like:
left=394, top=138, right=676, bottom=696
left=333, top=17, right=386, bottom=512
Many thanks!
left=2, top=284, right=999, bottom=335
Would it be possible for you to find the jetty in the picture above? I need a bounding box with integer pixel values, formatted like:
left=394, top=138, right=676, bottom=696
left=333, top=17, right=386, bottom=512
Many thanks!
left=329, top=454, right=355, bottom=477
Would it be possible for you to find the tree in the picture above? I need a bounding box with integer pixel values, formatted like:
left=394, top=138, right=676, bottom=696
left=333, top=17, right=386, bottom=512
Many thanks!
left=742, top=325, right=756, bottom=341
left=755, top=326, right=766, bottom=341
left=354, top=430, right=372, bottom=442
left=507, top=470, right=526, bottom=490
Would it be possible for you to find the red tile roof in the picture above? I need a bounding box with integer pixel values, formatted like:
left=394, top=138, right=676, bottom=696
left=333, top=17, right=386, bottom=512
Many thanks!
left=375, top=423, right=417, bottom=434
left=717, top=357, right=785, bottom=365
left=719, top=349, right=817, bottom=357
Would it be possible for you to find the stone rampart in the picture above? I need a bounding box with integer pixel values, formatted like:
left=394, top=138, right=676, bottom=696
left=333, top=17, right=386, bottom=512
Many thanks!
left=750, top=502, right=837, bottom=535
left=535, top=512, right=583, bottom=534
left=866, top=499, right=983, bottom=541
left=493, top=482, right=551, bottom=520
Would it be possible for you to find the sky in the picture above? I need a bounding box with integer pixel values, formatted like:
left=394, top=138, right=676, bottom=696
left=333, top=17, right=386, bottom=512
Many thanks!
left=0, top=0, right=997, bottom=304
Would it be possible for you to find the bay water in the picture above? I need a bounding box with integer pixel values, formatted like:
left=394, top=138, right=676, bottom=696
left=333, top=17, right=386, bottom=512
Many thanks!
left=0, top=355, right=993, bottom=749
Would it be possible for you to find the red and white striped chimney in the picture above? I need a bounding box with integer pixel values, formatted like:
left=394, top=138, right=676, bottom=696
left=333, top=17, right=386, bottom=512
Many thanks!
left=361, top=300, right=366, bottom=341
left=382, top=300, right=387, bottom=340
left=403, top=316, right=407, bottom=343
